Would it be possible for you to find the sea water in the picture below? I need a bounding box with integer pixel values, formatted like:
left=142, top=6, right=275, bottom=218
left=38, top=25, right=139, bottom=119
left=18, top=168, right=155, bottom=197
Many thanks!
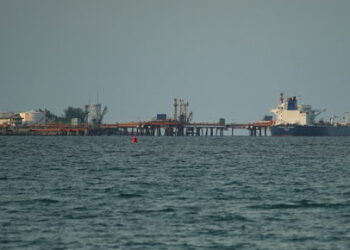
left=1, top=136, right=350, bottom=249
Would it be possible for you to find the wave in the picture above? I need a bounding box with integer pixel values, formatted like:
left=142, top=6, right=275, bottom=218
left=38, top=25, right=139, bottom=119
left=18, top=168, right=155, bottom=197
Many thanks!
left=1, top=198, right=60, bottom=205
left=131, top=207, right=176, bottom=214
left=249, top=200, right=349, bottom=210
left=117, top=192, right=143, bottom=198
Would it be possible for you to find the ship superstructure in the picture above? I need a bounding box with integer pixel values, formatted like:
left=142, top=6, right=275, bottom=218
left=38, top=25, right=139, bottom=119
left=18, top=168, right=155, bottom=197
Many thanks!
left=270, top=93, right=323, bottom=126
left=270, top=93, right=350, bottom=136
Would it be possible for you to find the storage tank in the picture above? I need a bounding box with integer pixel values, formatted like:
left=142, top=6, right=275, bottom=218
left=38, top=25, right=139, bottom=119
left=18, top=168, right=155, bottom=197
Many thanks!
left=20, top=111, right=45, bottom=125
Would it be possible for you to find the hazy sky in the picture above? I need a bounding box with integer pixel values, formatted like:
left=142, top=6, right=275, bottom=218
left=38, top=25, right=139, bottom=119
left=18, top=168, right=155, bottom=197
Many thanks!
left=1, top=0, right=350, bottom=123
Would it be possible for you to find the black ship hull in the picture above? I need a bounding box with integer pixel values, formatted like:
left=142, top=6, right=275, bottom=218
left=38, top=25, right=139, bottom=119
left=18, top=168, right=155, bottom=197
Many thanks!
left=270, top=125, right=350, bottom=136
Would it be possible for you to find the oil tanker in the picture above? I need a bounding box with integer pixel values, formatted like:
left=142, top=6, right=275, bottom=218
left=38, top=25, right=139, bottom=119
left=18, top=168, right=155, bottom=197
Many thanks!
left=270, top=93, right=350, bottom=136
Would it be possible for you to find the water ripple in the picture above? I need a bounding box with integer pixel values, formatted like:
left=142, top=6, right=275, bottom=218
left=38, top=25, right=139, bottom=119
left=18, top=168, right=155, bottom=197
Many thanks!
left=1, top=136, right=350, bottom=249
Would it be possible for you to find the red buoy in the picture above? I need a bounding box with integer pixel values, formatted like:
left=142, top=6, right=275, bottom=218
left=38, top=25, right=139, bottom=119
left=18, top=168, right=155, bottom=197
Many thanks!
left=131, top=136, right=138, bottom=143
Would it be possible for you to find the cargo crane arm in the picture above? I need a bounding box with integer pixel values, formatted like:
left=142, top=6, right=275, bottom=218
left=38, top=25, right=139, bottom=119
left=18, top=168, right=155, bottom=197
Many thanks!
left=314, top=109, right=326, bottom=118
left=99, top=106, right=108, bottom=124
left=187, top=111, right=193, bottom=123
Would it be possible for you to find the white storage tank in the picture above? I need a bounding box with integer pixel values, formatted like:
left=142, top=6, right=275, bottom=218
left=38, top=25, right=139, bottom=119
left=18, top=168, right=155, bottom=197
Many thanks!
left=20, top=111, right=46, bottom=125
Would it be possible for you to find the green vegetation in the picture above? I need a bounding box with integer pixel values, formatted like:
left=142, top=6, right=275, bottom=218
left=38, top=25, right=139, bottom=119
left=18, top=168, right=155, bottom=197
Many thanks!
left=63, top=107, right=86, bottom=123
left=44, top=107, right=87, bottom=124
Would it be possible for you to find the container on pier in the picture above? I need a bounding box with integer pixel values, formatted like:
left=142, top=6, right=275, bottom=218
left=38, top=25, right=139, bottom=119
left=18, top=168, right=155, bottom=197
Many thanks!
left=156, top=114, right=167, bottom=121
left=219, top=118, right=225, bottom=125
left=71, top=118, right=80, bottom=126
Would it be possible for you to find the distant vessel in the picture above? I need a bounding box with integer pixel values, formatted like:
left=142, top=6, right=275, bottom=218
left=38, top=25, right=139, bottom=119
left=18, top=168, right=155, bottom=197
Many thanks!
left=270, top=93, right=350, bottom=136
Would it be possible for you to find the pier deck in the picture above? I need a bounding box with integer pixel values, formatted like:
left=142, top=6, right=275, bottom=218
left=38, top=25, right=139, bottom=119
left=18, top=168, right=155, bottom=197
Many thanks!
left=0, top=120, right=273, bottom=136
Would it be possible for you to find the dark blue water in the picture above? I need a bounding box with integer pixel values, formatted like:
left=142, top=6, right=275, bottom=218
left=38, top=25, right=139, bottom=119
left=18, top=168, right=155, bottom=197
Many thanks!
left=1, top=136, right=350, bottom=249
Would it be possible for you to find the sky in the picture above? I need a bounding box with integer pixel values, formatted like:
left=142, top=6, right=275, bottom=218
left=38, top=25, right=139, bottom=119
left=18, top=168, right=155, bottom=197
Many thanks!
left=1, top=0, right=350, bottom=123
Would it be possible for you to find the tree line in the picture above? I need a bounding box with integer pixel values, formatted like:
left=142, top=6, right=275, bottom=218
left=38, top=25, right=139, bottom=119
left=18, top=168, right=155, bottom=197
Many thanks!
left=43, top=107, right=87, bottom=124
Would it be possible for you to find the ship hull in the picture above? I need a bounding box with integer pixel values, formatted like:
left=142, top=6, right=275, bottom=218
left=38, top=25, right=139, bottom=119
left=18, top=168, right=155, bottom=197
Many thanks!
left=270, top=125, right=350, bottom=136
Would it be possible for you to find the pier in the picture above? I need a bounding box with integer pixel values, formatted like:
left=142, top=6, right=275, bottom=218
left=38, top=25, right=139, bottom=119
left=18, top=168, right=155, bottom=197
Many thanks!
left=0, top=121, right=273, bottom=136
left=102, top=121, right=272, bottom=136
left=0, top=97, right=274, bottom=136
